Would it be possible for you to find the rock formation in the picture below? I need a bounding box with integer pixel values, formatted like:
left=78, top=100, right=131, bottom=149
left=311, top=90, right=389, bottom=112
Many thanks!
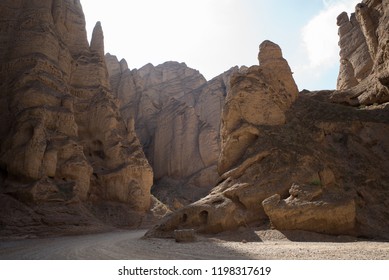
left=334, top=0, right=389, bottom=105
left=146, top=39, right=389, bottom=239
left=1, top=0, right=388, bottom=241
left=145, top=41, right=300, bottom=236
left=336, top=11, right=373, bottom=90
left=0, top=0, right=155, bottom=237
left=105, top=55, right=238, bottom=207
left=219, top=41, right=298, bottom=174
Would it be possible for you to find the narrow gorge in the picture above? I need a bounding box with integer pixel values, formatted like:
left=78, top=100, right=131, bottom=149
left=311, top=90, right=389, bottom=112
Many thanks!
left=0, top=0, right=388, bottom=241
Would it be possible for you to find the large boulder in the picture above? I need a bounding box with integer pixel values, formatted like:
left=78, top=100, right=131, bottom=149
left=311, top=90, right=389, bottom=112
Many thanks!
left=263, top=184, right=356, bottom=235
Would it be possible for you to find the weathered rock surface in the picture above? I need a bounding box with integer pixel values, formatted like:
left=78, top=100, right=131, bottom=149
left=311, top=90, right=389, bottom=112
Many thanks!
left=262, top=184, right=356, bottom=235
left=146, top=40, right=389, bottom=239
left=219, top=41, right=298, bottom=174
left=146, top=41, right=298, bottom=236
left=105, top=55, right=238, bottom=208
left=2, top=0, right=388, bottom=241
left=334, top=0, right=389, bottom=105
left=0, top=0, right=156, bottom=237
left=336, top=11, right=373, bottom=89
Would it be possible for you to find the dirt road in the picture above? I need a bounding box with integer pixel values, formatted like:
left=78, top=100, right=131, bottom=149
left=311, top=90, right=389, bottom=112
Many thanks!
left=0, top=230, right=388, bottom=260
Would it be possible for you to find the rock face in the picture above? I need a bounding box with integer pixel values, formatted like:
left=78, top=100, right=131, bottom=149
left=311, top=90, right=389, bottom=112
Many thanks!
left=146, top=40, right=389, bottom=239
left=145, top=41, right=298, bottom=236
left=336, top=11, right=373, bottom=90
left=0, top=0, right=154, bottom=237
left=2, top=0, right=388, bottom=241
left=219, top=41, right=298, bottom=174
left=335, top=0, right=389, bottom=105
left=105, top=55, right=238, bottom=207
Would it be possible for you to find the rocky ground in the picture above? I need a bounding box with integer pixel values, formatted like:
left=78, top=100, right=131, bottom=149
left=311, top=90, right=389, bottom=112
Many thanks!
left=0, top=229, right=388, bottom=260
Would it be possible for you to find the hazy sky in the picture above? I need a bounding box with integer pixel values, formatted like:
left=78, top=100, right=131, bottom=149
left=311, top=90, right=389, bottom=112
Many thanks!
left=81, top=0, right=360, bottom=90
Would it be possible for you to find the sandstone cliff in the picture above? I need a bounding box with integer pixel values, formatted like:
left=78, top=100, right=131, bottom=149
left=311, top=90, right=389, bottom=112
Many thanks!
left=0, top=0, right=155, bottom=237
left=146, top=40, right=389, bottom=239
left=105, top=55, right=238, bottom=208
left=334, top=0, right=389, bottom=105
left=2, top=0, right=388, bottom=241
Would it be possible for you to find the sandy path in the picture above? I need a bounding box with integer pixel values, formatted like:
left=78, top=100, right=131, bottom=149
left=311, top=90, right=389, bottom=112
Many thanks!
left=0, top=230, right=388, bottom=260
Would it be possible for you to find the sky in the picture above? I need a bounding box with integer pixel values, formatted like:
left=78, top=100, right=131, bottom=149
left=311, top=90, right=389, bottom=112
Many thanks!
left=81, top=0, right=360, bottom=91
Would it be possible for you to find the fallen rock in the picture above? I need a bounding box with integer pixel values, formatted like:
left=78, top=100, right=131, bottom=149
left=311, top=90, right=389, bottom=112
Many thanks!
left=262, top=184, right=356, bottom=235
left=174, top=229, right=196, bottom=243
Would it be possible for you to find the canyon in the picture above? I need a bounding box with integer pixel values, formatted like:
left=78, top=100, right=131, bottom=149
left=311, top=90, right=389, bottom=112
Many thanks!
left=0, top=0, right=388, bottom=244
left=104, top=55, right=237, bottom=208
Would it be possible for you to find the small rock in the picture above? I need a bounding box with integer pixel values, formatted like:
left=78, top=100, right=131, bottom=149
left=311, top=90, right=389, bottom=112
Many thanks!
left=174, top=229, right=196, bottom=243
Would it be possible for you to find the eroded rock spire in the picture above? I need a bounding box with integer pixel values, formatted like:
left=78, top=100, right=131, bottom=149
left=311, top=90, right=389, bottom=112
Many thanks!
left=90, top=21, right=105, bottom=56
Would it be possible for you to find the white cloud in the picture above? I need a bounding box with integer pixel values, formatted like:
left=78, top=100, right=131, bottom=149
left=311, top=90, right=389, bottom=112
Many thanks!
left=302, top=0, right=359, bottom=68
left=82, top=0, right=362, bottom=90
left=292, top=0, right=360, bottom=89
left=81, top=0, right=253, bottom=80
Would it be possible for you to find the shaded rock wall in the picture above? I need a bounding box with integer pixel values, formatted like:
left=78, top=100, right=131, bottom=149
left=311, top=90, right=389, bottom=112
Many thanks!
left=0, top=0, right=154, bottom=237
left=105, top=55, right=238, bottom=207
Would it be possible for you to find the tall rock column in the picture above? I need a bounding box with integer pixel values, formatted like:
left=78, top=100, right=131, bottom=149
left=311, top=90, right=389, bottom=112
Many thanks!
left=334, top=0, right=389, bottom=105
left=336, top=11, right=373, bottom=90
left=90, top=21, right=105, bottom=57
left=0, top=0, right=92, bottom=200
left=0, top=0, right=152, bottom=213
left=218, top=40, right=298, bottom=174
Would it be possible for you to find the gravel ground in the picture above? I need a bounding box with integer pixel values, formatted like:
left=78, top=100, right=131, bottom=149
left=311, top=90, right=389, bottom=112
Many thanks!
left=0, top=229, right=388, bottom=260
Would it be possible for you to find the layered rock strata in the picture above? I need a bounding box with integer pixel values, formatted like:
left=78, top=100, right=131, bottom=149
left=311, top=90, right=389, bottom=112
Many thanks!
left=334, top=0, right=389, bottom=105
left=105, top=55, right=238, bottom=207
left=0, top=0, right=154, bottom=237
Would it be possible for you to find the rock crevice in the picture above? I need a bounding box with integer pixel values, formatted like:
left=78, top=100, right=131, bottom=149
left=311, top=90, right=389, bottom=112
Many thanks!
left=105, top=54, right=239, bottom=208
